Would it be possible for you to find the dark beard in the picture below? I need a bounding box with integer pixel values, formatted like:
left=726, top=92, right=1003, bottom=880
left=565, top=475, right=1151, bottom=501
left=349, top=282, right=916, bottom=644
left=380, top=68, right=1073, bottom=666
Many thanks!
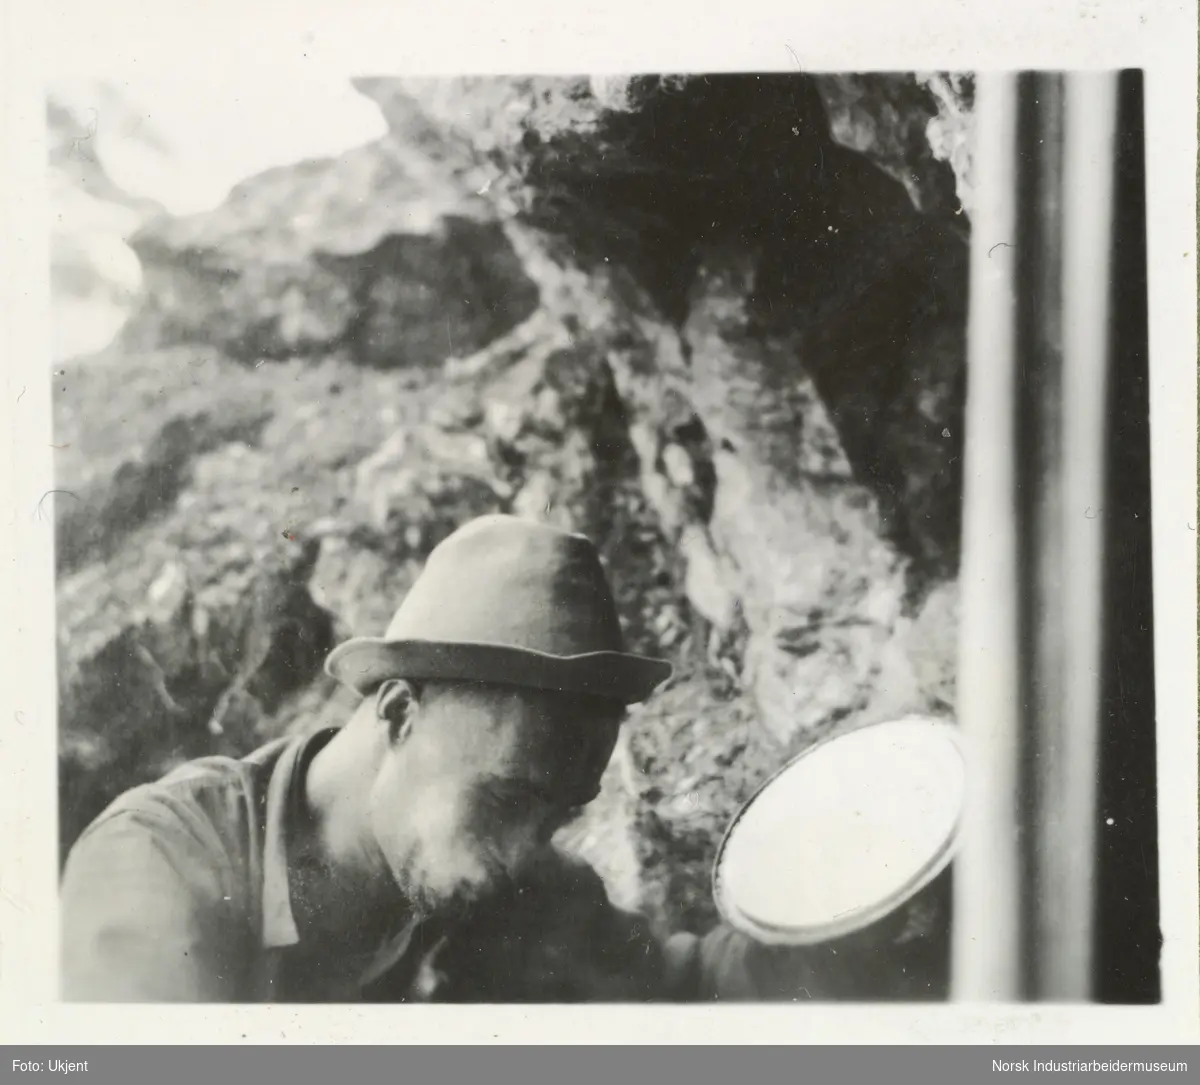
left=400, top=868, right=513, bottom=924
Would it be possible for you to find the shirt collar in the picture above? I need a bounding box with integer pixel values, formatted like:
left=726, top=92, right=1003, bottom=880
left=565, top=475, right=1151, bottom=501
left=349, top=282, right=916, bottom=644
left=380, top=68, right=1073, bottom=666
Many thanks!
left=261, top=728, right=338, bottom=950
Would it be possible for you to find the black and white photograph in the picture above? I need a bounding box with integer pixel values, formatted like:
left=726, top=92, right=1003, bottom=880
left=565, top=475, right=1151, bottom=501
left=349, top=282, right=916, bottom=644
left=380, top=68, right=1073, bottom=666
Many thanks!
left=2, top=0, right=1196, bottom=1048
left=38, top=66, right=1163, bottom=1006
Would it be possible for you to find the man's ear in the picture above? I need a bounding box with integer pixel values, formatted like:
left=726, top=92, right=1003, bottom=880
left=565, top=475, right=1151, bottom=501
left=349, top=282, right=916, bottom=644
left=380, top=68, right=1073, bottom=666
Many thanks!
left=376, top=679, right=419, bottom=744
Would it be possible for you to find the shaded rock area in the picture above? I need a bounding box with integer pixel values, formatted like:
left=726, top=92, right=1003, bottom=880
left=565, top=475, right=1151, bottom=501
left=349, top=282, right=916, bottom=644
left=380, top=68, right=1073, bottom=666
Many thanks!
left=55, top=73, right=972, bottom=971
left=54, top=348, right=435, bottom=854
left=810, top=73, right=975, bottom=225
left=58, top=540, right=336, bottom=855
left=55, top=404, right=273, bottom=576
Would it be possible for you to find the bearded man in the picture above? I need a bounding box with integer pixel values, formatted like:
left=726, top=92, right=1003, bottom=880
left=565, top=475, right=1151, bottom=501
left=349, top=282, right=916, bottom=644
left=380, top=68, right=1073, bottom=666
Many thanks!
left=60, top=515, right=947, bottom=1003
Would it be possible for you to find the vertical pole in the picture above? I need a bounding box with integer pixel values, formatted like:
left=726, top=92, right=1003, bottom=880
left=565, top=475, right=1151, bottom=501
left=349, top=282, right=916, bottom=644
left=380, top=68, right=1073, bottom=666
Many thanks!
left=952, top=72, right=1118, bottom=1001
left=1047, top=70, right=1119, bottom=1000
left=1013, top=71, right=1069, bottom=1000
left=951, top=72, right=1024, bottom=1002
left=1094, top=70, right=1159, bottom=1005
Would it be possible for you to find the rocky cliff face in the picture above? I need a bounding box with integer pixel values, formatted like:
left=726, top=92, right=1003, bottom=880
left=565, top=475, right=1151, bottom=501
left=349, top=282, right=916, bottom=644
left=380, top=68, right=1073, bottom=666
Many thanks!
left=55, top=72, right=973, bottom=964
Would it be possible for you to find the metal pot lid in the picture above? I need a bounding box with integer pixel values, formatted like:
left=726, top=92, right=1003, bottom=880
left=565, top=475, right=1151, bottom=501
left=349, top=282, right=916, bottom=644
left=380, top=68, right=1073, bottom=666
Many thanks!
left=713, top=715, right=965, bottom=946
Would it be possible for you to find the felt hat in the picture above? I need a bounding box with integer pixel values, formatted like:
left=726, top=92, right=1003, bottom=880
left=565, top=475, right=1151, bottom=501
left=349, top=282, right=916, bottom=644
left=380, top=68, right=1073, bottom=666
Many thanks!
left=325, top=515, right=673, bottom=705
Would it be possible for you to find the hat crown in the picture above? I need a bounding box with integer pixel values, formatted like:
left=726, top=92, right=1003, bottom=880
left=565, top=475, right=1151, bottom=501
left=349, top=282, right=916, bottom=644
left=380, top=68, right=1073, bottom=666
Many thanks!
left=385, top=515, right=626, bottom=657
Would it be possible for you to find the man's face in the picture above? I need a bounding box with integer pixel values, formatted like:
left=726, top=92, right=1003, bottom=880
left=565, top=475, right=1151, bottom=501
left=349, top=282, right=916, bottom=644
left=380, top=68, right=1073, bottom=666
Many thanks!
left=367, top=681, right=622, bottom=917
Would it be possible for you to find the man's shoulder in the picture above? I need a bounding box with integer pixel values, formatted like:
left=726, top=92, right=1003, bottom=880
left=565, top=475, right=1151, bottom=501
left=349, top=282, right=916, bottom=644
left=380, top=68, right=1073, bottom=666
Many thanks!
left=73, top=735, right=292, bottom=863
left=59, top=739, right=298, bottom=1002
left=156, top=734, right=292, bottom=801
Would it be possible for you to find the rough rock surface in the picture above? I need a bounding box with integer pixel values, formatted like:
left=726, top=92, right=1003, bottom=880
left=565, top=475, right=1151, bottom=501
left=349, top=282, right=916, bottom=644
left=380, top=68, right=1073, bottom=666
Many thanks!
left=125, top=132, right=540, bottom=367
left=55, top=404, right=273, bottom=576
left=58, top=539, right=337, bottom=855
left=55, top=73, right=972, bottom=976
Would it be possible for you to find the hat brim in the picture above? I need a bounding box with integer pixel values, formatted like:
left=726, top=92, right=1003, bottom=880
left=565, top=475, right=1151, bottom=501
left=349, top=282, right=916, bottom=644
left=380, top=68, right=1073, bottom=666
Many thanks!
left=325, top=637, right=673, bottom=706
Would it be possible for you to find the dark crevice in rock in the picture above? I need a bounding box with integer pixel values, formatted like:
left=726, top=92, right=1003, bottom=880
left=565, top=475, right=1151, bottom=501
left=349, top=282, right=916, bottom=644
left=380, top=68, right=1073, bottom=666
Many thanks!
left=329, top=219, right=541, bottom=369
left=783, top=226, right=968, bottom=581
left=654, top=413, right=718, bottom=527
left=516, top=74, right=836, bottom=324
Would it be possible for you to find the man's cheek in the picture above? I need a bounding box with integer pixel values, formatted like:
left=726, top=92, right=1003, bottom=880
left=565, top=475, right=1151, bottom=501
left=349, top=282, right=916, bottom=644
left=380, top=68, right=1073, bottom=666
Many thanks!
left=376, top=777, right=465, bottom=866
left=410, top=802, right=494, bottom=888
left=404, top=776, right=471, bottom=839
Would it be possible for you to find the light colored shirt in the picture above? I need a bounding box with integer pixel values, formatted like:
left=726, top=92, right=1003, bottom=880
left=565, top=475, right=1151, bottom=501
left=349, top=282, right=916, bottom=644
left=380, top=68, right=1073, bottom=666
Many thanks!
left=60, top=728, right=431, bottom=1002
left=60, top=727, right=786, bottom=1003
